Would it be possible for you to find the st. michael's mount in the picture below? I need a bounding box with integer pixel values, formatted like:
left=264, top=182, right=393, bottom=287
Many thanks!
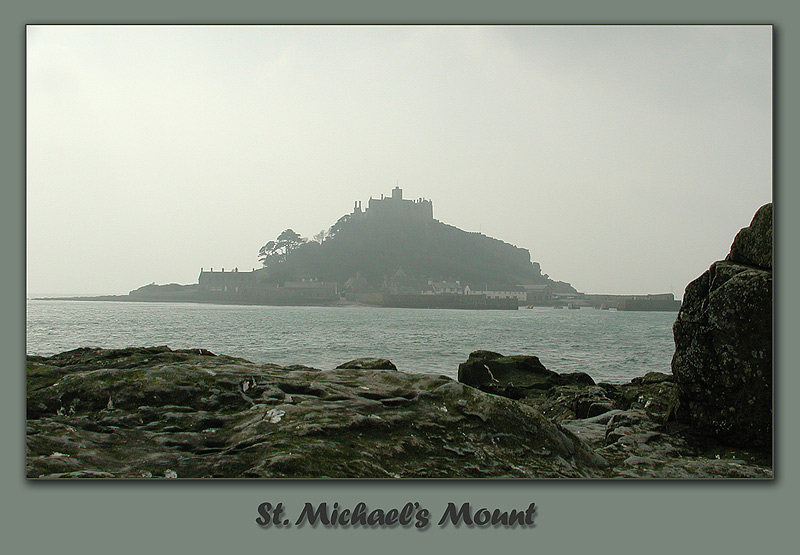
left=65, top=186, right=681, bottom=311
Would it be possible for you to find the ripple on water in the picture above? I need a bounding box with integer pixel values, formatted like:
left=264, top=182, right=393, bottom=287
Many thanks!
left=26, top=301, right=677, bottom=383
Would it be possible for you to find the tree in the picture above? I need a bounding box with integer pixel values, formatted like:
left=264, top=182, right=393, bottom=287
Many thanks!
left=312, top=229, right=328, bottom=244
left=328, top=214, right=352, bottom=239
left=258, top=240, right=278, bottom=265
left=276, top=229, right=306, bottom=253
left=258, top=229, right=307, bottom=266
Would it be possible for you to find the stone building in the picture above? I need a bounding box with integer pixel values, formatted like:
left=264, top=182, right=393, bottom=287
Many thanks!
left=197, top=268, right=339, bottom=303
left=351, top=186, right=433, bottom=222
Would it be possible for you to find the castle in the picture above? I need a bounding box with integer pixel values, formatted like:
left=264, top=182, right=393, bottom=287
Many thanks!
left=351, top=186, right=433, bottom=222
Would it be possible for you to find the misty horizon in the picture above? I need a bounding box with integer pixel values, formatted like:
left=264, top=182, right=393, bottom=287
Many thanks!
left=26, top=25, right=772, bottom=297
left=27, top=184, right=705, bottom=300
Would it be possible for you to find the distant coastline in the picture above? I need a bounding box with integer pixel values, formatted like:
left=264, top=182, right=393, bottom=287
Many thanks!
left=31, top=289, right=681, bottom=311
left=28, top=187, right=682, bottom=312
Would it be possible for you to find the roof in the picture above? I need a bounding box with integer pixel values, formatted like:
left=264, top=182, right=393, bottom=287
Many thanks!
left=523, top=284, right=552, bottom=291
left=471, top=284, right=527, bottom=292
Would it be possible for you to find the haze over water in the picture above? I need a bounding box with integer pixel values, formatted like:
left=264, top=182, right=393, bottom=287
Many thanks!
left=26, top=26, right=771, bottom=298
left=26, top=300, right=677, bottom=384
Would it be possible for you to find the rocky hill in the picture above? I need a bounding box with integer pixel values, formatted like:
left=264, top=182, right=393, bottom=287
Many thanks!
left=257, top=188, right=574, bottom=292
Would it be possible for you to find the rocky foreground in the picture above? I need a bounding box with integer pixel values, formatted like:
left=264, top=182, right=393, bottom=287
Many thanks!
left=26, top=204, right=772, bottom=479
left=26, top=345, right=770, bottom=479
left=27, top=346, right=605, bottom=479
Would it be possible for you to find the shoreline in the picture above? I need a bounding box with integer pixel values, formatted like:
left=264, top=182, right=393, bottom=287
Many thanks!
left=29, top=295, right=522, bottom=310
left=28, top=294, right=680, bottom=311
left=29, top=295, right=357, bottom=307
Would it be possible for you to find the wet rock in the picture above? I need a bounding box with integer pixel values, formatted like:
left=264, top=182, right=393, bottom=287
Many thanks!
left=564, top=406, right=771, bottom=479
left=586, top=402, right=614, bottom=418
left=455, top=352, right=670, bottom=424
left=672, top=203, right=772, bottom=451
left=27, top=346, right=601, bottom=479
left=28, top=341, right=773, bottom=479
left=335, top=358, right=398, bottom=370
left=726, top=202, right=772, bottom=270
left=457, top=350, right=593, bottom=400
left=455, top=351, right=771, bottom=478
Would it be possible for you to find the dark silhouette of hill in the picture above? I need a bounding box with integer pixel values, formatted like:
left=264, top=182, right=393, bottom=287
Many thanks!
left=258, top=188, right=574, bottom=293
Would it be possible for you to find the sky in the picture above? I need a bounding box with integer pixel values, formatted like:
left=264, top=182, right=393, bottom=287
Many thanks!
left=26, top=25, right=772, bottom=297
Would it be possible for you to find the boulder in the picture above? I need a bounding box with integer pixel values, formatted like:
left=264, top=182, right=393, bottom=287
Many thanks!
left=671, top=203, right=772, bottom=450
left=726, top=203, right=772, bottom=270
left=457, top=350, right=593, bottom=400
left=335, top=358, right=397, bottom=370
left=454, top=349, right=771, bottom=477
left=456, top=351, right=675, bottom=423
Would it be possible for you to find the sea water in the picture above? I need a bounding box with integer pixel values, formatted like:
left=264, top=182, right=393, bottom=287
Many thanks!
left=25, top=299, right=677, bottom=384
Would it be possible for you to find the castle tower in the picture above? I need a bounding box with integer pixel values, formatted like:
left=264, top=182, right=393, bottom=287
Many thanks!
left=391, top=186, right=403, bottom=200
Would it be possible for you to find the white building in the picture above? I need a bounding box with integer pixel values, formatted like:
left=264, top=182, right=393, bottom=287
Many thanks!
left=465, top=285, right=527, bottom=302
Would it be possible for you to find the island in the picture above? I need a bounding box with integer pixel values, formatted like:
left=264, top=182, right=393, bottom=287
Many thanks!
left=42, top=187, right=681, bottom=311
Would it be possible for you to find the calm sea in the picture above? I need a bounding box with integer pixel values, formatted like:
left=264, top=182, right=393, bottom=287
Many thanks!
left=25, top=300, right=678, bottom=384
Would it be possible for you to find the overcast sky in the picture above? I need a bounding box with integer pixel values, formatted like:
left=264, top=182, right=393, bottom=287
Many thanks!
left=26, top=25, right=772, bottom=296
